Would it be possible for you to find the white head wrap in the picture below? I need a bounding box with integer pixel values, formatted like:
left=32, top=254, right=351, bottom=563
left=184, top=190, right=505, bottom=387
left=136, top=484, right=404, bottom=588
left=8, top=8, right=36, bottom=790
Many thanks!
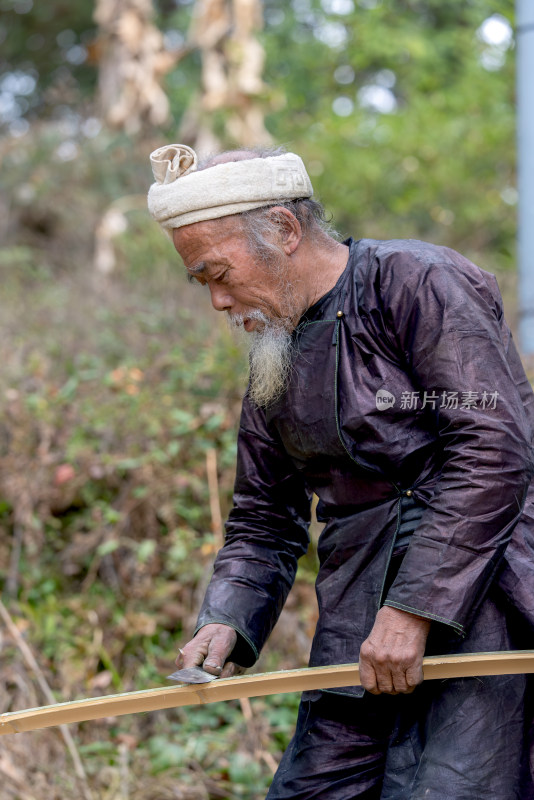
left=147, top=143, right=314, bottom=235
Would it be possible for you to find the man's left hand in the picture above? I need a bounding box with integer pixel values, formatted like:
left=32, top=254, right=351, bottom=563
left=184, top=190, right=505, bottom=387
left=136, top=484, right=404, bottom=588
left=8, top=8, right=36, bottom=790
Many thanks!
left=359, top=605, right=431, bottom=695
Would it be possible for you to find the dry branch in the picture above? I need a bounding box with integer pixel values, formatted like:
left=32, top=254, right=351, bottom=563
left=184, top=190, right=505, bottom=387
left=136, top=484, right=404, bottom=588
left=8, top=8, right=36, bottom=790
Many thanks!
left=0, top=601, right=92, bottom=800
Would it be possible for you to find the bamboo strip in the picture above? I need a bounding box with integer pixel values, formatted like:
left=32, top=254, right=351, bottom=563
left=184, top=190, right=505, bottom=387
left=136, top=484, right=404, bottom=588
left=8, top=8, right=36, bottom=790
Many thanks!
left=1, top=651, right=533, bottom=736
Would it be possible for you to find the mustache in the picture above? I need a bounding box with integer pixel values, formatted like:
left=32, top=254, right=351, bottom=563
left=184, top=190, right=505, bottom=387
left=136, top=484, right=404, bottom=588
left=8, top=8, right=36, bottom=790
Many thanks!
left=227, top=309, right=271, bottom=329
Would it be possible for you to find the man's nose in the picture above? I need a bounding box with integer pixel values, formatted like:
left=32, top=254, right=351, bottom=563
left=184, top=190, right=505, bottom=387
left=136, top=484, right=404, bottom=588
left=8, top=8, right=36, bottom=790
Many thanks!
left=209, top=284, right=233, bottom=312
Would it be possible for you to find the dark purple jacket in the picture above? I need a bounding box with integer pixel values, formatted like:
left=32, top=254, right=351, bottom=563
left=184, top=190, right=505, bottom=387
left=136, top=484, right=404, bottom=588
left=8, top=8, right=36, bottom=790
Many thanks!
left=196, top=238, right=534, bottom=695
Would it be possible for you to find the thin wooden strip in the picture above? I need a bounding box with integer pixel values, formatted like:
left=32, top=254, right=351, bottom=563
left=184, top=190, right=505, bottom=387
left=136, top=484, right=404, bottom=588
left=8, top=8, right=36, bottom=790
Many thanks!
left=1, top=651, right=533, bottom=736
left=422, top=650, right=534, bottom=680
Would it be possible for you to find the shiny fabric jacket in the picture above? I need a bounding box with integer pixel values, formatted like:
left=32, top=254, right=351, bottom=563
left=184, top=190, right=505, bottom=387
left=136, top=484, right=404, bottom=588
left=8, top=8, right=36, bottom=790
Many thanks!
left=196, top=237, right=534, bottom=695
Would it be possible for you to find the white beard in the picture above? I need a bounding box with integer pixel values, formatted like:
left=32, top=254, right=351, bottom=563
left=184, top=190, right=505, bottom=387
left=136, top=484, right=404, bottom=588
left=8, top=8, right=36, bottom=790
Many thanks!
left=228, top=310, right=294, bottom=408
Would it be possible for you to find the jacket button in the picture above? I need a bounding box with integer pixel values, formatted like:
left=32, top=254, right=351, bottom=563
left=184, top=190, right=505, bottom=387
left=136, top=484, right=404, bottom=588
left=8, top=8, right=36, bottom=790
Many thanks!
left=336, top=310, right=344, bottom=318
left=405, top=489, right=413, bottom=497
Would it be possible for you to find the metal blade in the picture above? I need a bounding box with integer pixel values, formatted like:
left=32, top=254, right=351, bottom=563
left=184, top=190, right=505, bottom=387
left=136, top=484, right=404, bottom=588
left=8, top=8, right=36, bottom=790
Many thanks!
left=166, top=667, right=220, bottom=684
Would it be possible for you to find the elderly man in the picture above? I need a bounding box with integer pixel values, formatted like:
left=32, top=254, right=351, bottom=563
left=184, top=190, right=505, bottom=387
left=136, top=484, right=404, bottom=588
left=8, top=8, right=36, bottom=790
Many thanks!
left=148, top=143, right=534, bottom=799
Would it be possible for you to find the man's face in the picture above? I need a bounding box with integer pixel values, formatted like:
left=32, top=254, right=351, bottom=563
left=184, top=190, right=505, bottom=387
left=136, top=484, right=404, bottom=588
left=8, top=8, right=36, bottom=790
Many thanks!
left=173, top=216, right=299, bottom=407
left=172, top=217, right=296, bottom=332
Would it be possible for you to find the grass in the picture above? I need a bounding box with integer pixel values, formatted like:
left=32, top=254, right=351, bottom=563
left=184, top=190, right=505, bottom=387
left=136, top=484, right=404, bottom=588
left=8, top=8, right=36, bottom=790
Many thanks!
left=0, top=127, right=319, bottom=799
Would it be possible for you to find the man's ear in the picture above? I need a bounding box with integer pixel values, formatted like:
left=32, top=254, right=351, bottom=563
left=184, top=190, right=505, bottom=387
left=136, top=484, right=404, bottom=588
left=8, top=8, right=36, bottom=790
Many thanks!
left=267, top=207, right=302, bottom=255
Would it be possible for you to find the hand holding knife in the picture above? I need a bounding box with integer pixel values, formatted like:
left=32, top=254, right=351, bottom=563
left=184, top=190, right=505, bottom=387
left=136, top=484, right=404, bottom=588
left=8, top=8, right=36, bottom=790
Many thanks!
left=169, top=622, right=246, bottom=684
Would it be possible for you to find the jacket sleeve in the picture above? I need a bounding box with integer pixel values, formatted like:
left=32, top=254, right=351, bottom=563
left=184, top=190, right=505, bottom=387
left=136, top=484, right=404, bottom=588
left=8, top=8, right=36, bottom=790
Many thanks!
left=376, top=249, right=534, bottom=635
left=195, top=396, right=312, bottom=666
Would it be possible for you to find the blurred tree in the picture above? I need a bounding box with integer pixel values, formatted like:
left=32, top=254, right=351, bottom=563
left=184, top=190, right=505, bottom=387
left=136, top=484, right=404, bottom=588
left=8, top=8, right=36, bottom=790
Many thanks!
left=259, top=0, right=516, bottom=267
left=93, top=0, right=177, bottom=133
left=0, top=0, right=195, bottom=135
left=0, top=0, right=517, bottom=268
left=0, top=0, right=97, bottom=133
left=179, top=0, right=271, bottom=153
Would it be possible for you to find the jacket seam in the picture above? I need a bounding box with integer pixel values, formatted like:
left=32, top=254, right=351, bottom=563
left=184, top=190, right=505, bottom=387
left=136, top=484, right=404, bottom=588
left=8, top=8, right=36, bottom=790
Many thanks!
left=378, top=496, right=403, bottom=609
left=382, top=600, right=464, bottom=633
left=297, top=319, right=338, bottom=330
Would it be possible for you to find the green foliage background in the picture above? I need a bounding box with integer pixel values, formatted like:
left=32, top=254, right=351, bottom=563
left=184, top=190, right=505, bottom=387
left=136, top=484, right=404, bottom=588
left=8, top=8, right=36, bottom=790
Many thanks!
left=0, top=0, right=520, bottom=797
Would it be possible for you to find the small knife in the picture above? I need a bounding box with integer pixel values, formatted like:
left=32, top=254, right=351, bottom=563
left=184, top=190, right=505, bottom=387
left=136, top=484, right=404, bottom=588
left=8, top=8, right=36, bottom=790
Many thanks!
left=167, top=666, right=220, bottom=684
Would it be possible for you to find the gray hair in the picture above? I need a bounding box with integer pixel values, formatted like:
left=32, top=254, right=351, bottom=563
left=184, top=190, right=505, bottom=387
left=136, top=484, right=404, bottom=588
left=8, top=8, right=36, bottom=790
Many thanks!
left=240, top=199, right=339, bottom=269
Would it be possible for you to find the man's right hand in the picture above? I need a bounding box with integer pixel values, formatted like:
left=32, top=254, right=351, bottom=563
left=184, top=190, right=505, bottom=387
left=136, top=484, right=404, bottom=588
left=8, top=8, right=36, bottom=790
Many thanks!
left=176, top=623, right=245, bottom=679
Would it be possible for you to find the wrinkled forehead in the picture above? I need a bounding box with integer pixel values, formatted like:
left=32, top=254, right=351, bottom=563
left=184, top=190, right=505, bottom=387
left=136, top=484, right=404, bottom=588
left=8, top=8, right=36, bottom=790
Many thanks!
left=173, top=214, right=245, bottom=248
left=172, top=215, right=250, bottom=271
